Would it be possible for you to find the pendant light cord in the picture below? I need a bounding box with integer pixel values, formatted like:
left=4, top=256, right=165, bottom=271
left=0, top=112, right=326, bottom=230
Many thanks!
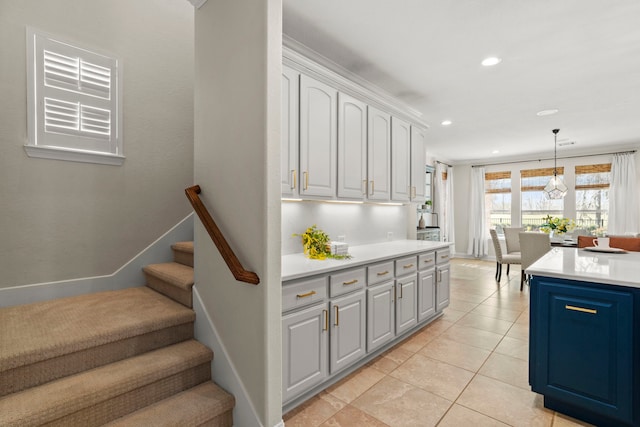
left=552, top=129, right=560, bottom=176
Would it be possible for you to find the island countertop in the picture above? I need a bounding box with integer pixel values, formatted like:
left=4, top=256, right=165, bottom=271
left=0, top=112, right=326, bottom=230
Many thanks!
left=527, top=246, right=640, bottom=288
left=282, top=240, right=453, bottom=282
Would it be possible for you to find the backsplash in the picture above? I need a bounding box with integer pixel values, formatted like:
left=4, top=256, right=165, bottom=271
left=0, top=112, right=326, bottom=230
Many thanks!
left=282, top=201, right=410, bottom=255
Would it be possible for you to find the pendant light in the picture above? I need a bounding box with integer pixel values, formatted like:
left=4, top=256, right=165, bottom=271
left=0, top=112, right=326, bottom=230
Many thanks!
left=543, top=129, right=568, bottom=199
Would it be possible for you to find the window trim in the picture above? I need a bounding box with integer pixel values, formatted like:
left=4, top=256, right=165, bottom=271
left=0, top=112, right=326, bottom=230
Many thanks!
left=25, top=27, right=124, bottom=166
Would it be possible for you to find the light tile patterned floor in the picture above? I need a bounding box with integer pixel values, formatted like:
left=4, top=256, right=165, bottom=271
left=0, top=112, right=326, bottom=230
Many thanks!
left=283, top=258, right=596, bottom=427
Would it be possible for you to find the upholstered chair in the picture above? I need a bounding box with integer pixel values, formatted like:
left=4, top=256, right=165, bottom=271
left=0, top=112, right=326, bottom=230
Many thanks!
left=490, top=229, right=521, bottom=282
left=519, top=232, right=551, bottom=290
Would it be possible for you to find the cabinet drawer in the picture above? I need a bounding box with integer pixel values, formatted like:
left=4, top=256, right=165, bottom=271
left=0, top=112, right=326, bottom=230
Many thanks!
left=282, top=276, right=327, bottom=313
left=395, top=256, right=417, bottom=277
left=418, top=252, right=436, bottom=271
left=330, top=268, right=366, bottom=297
left=436, top=248, right=450, bottom=265
left=367, top=261, right=394, bottom=286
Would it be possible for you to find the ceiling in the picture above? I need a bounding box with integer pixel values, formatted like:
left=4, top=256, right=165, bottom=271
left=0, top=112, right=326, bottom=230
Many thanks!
left=283, top=0, right=640, bottom=164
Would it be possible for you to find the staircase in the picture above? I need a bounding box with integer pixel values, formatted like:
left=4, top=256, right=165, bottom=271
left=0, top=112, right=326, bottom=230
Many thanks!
left=0, top=242, right=235, bottom=427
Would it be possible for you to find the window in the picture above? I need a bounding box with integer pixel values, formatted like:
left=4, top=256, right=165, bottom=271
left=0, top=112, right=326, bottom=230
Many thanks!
left=521, top=167, right=564, bottom=230
left=575, top=163, right=610, bottom=234
left=485, top=171, right=511, bottom=233
left=26, top=28, right=123, bottom=165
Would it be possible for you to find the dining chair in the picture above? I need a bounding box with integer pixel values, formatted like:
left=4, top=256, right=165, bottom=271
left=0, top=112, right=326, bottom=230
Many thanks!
left=519, top=232, right=551, bottom=290
left=503, top=227, right=524, bottom=254
left=490, top=229, right=521, bottom=282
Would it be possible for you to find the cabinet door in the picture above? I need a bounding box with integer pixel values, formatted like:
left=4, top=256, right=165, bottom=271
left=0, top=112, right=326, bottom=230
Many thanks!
left=367, top=107, right=391, bottom=201
left=391, top=117, right=411, bottom=201
left=282, top=303, right=328, bottom=403
left=337, top=93, right=367, bottom=199
left=410, top=126, right=426, bottom=201
left=436, top=264, right=450, bottom=311
left=281, top=66, right=299, bottom=197
left=531, top=279, right=634, bottom=424
left=418, top=268, right=436, bottom=321
left=299, top=75, right=337, bottom=198
left=330, top=291, right=366, bottom=373
left=367, top=281, right=395, bottom=352
left=396, top=274, right=418, bottom=334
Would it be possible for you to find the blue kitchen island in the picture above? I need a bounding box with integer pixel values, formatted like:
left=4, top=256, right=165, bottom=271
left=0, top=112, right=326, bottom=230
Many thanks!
left=527, top=247, right=640, bottom=427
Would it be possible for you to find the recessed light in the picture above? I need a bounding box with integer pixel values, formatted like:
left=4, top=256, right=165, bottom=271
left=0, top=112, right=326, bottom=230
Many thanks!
left=492, top=150, right=500, bottom=154
left=481, top=57, right=502, bottom=66
left=536, top=109, right=559, bottom=116
left=441, top=120, right=452, bottom=126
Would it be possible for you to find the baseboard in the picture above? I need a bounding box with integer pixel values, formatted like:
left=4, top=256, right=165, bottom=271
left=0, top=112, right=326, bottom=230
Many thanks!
left=0, top=214, right=194, bottom=308
left=192, top=286, right=263, bottom=427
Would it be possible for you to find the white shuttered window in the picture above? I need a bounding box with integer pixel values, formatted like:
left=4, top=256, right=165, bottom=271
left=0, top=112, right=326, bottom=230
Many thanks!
left=26, top=28, right=124, bottom=165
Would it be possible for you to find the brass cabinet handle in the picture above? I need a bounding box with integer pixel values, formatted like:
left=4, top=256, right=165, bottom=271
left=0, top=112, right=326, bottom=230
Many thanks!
left=441, top=255, right=449, bottom=259
left=296, top=290, right=316, bottom=299
left=437, top=270, right=442, bottom=283
left=423, top=259, right=433, bottom=263
left=403, top=264, right=414, bottom=269
left=334, top=306, right=339, bottom=326
left=399, top=283, right=403, bottom=299
left=291, top=170, right=297, bottom=190
left=343, top=279, right=358, bottom=285
left=393, top=285, right=396, bottom=302
left=362, top=179, right=367, bottom=195
left=370, top=180, right=374, bottom=196
left=376, top=270, right=389, bottom=276
left=303, top=171, right=309, bottom=190
left=566, top=305, right=597, bottom=315
left=323, top=309, right=328, bottom=331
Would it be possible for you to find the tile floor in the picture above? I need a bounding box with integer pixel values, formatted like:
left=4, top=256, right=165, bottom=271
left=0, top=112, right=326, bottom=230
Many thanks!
left=283, top=258, right=595, bottom=427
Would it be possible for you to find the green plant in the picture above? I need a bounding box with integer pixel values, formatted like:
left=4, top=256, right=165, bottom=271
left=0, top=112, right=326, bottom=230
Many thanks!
left=293, top=225, right=351, bottom=260
left=539, top=215, right=576, bottom=235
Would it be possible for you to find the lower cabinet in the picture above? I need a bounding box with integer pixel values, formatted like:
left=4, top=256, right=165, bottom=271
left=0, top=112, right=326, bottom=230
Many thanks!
left=418, top=268, right=436, bottom=321
left=282, top=303, right=328, bottom=403
left=282, top=246, right=451, bottom=407
left=530, top=276, right=638, bottom=427
left=330, top=291, right=366, bottom=373
left=366, top=281, right=395, bottom=352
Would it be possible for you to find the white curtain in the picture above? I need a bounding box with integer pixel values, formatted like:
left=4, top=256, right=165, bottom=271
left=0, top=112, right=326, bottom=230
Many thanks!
left=435, top=163, right=455, bottom=246
left=609, top=152, right=640, bottom=235
left=467, top=166, right=487, bottom=257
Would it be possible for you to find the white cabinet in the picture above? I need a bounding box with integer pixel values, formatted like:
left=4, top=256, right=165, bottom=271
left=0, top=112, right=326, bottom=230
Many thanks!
left=330, top=291, right=366, bottom=373
left=367, top=107, right=392, bottom=201
left=395, top=274, right=418, bottom=334
left=391, top=117, right=411, bottom=201
left=410, top=126, right=426, bottom=202
left=299, top=75, right=337, bottom=198
left=282, top=302, right=328, bottom=403
left=366, top=281, right=395, bottom=352
left=281, top=66, right=300, bottom=197
left=337, top=93, right=368, bottom=199
left=436, top=249, right=451, bottom=311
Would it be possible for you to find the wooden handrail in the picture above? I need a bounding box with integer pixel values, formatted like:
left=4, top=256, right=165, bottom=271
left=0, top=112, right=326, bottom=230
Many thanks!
left=185, top=185, right=260, bottom=285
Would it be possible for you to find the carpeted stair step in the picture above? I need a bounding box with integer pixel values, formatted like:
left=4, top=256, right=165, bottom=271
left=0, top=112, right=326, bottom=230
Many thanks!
left=104, top=381, right=235, bottom=427
left=0, top=340, right=213, bottom=427
left=144, top=262, right=194, bottom=308
left=172, top=241, right=194, bottom=267
left=0, top=286, right=195, bottom=397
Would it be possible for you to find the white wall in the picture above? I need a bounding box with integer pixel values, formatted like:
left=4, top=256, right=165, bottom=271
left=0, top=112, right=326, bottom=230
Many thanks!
left=194, top=1, right=282, bottom=426
left=282, top=202, right=410, bottom=255
left=0, top=0, right=194, bottom=288
left=453, top=150, right=640, bottom=256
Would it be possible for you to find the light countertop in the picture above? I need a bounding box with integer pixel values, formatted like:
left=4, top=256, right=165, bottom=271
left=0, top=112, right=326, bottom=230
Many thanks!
left=282, top=240, right=453, bottom=282
left=527, top=247, right=640, bottom=288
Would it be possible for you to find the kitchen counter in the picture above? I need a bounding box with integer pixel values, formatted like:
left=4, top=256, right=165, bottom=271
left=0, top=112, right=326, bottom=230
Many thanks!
left=526, top=246, right=640, bottom=288
left=282, top=240, right=453, bottom=281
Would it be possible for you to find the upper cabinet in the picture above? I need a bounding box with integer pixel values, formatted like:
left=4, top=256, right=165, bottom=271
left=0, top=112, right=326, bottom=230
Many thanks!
left=299, top=75, right=338, bottom=198
left=367, top=107, right=392, bottom=201
left=281, top=66, right=300, bottom=197
left=410, top=126, right=426, bottom=202
left=337, top=93, right=368, bottom=199
left=391, top=117, right=411, bottom=202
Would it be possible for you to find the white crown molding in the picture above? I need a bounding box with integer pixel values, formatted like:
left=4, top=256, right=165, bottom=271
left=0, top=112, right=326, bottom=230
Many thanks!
left=188, top=0, right=208, bottom=9
left=283, top=35, right=429, bottom=130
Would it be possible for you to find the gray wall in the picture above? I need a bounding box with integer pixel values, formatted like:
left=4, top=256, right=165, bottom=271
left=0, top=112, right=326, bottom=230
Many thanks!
left=194, top=1, right=282, bottom=425
left=0, top=0, right=194, bottom=288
